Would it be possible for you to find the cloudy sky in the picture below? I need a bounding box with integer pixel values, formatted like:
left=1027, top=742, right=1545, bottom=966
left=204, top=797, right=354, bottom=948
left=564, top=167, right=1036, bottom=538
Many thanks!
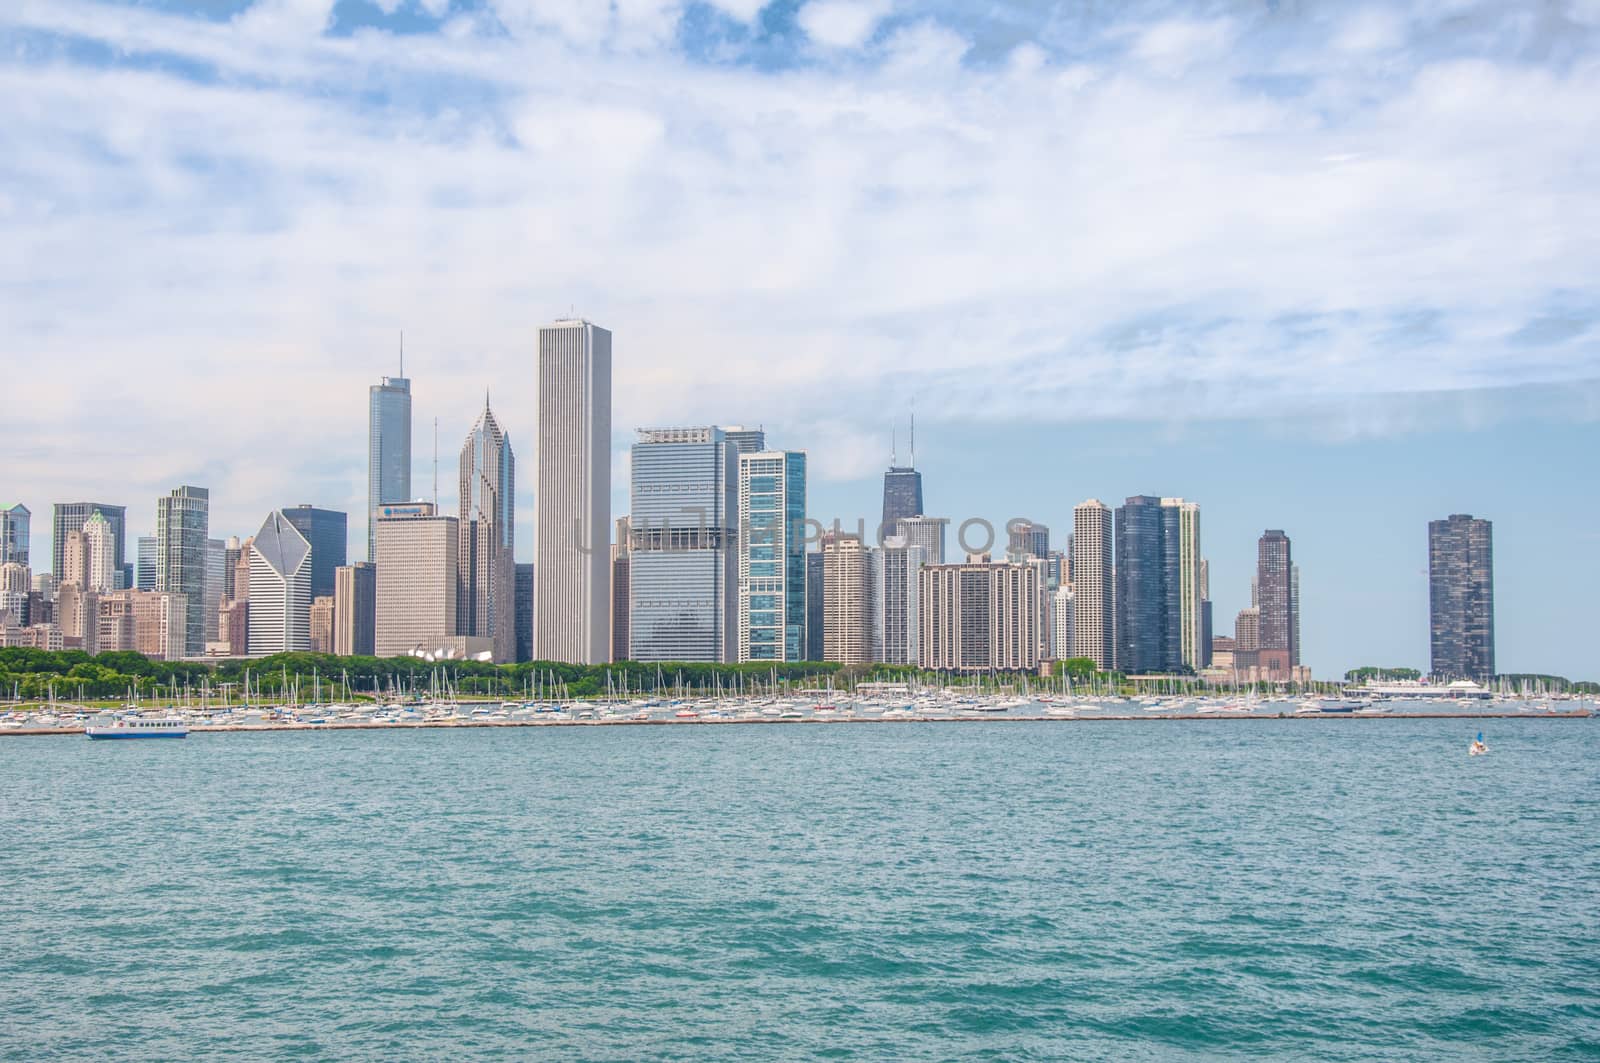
left=3, top=0, right=1598, bottom=677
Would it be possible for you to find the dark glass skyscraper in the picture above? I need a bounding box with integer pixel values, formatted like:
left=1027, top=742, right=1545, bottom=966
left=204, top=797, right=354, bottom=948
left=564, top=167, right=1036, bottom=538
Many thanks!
left=881, top=466, right=923, bottom=532
left=282, top=505, right=348, bottom=601
left=1114, top=496, right=1182, bottom=673
left=1256, top=530, right=1294, bottom=671
left=806, top=551, right=825, bottom=661
left=1429, top=514, right=1494, bottom=682
left=515, top=562, right=534, bottom=663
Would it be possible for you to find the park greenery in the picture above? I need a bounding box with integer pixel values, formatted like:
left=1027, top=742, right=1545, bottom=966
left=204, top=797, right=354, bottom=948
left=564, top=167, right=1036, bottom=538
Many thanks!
left=0, top=648, right=1109, bottom=704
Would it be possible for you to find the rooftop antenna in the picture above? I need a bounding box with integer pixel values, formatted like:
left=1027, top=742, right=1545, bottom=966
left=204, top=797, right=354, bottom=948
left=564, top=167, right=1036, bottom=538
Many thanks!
left=891, top=425, right=898, bottom=467
left=909, top=403, right=917, bottom=468
left=399, top=330, right=404, bottom=378
left=433, top=417, right=439, bottom=508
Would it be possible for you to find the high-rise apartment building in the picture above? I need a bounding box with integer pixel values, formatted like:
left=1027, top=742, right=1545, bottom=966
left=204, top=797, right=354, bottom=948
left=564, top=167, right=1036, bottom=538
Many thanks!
left=59, top=531, right=89, bottom=590
left=1115, top=495, right=1181, bottom=674
left=1052, top=584, right=1075, bottom=662
left=334, top=562, right=376, bottom=657
left=1071, top=499, right=1114, bottom=669
left=918, top=556, right=1042, bottom=673
left=535, top=318, right=611, bottom=664
left=738, top=450, right=807, bottom=662
left=374, top=502, right=458, bottom=658
left=1428, top=514, right=1494, bottom=682
left=629, top=427, right=738, bottom=662
left=1256, top=530, right=1294, bottom=680
left=247, top=511, right=313, bottom=656
left=873, top=536, right=924, bottom=666
left=1161, top=498, right=1203, bottom=671
left=895, top=515, right=948, bottom=566
left=458, top=399, right=516, bottom=662
left=822, top=532, right=870, bottom=665
left=368, top=369, right=412, bottom=563
left=1, top=503, right=30, bottom=568
left=155, top=485, right=209, bottom=656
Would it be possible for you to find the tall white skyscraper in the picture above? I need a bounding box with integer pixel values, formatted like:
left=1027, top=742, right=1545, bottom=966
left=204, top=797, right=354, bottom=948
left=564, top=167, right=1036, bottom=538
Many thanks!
left=1161, top=497, right=1204, bottom=671
left=247, top=511, right=313, bottom=656
left=873, top=535, right=924, bottom=666
left=459, top=396, right=516, bottom=663
left=1071, top=499, right=1113, bottom=669
left=82, top=511, right=117, bottom=593
left=535, top=319, right=611, bottom=664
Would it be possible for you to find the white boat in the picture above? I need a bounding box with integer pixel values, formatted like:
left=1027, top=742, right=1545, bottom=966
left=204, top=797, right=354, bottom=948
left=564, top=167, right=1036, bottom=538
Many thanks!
left=86, top=716, right=188, bottom=739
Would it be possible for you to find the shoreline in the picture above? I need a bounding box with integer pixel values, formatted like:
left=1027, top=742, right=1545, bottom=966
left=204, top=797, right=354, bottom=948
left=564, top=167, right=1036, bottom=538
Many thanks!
left=1, top=709, right=1589, bottom=738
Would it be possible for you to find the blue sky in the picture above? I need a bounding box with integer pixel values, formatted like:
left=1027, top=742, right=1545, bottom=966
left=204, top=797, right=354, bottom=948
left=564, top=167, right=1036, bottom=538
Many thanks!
left=2, top=0, right=1597, bottom=678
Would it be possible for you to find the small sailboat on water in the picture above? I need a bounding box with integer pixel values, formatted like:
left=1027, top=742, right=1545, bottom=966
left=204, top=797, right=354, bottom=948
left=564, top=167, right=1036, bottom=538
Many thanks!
left=1469, top=732, right=1489, bottom=757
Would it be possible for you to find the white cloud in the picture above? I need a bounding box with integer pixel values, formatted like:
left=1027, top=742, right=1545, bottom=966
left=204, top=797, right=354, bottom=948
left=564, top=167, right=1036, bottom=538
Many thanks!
left=797, top=0, right=891, bottom=49
left=0, top=0, right=1598, bottom=546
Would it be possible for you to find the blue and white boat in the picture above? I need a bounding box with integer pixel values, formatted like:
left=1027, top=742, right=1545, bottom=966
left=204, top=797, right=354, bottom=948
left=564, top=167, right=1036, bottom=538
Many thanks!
left=86, top=716, right=188, bottom=739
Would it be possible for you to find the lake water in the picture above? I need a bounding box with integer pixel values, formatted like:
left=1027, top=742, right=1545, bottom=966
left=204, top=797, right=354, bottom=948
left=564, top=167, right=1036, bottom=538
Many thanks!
left=3, top=719, right=1597, bottom=1060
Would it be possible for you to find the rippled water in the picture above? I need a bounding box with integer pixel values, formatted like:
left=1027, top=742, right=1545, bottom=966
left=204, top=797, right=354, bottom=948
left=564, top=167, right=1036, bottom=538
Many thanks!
left=4, top=720, right=1598, bottom=1060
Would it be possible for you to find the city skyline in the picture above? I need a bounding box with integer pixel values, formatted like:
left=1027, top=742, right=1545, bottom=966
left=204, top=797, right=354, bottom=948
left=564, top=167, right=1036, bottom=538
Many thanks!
left=4, top=1, right=1598, bottom=678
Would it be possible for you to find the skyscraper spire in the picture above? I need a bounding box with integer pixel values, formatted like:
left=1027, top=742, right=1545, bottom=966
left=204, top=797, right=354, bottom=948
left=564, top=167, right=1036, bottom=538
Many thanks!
left=400, top=330, right=404, bottom=378
left=891, top=425, right=898, bottom=466
left=909, top=408, right=916, bottom=468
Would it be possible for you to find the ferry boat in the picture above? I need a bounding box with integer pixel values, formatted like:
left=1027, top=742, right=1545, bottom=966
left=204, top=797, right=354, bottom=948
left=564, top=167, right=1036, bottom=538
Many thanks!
left=86, top=716, right=188, bottom=739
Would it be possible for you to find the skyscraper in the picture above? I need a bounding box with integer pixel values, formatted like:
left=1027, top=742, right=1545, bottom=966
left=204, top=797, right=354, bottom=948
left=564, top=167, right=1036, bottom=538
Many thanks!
left=722, top=426, right=767, bottom=455
left=373, top=502, right=458, bottom=658
left=1007, top=520, right=1050, bottom=561
left=738, top=449, right=807, bottom=662
left=282, top=506, right=349, bottom=601
left=805, top=552, right=825, bottom=661
left=918, top=556, right=1042, bottom=673
left=309, top=597, right=336, bottom=654
left=822, top=532, right=870, bottom=664
left=52, top=503, right=126, bottom=587
left=873, top=535, right=924, bottom=666
left=204, top=537, right=225, bottom=645
left=517, top=562, right=536, bottom=663
left=458, top=398, right=516, bottom=662
left=629, top=427, right=738, bottom=662
left=334, top=562, right=376, bottom=657
left=895, top=515, right=948, bottom=566
left=136, top=536, right=157, bottom=591
left=155, top=485, right=209, bottom=656
left=880, top=418, right=924, bottom=533
left=1290, top=564, right=1301, bottom=668
left=368, top=367, right=412, bottom=563
left=80, top=511, right=117, bottom=594
left=247, top=510, right=313, bottom=656
left=0, top=503, right=30, bottom=568
left=610, top=519, right=629, bottom=662
left=1071, top=499, right=1114, bottom=669
left=1256, top=530, right=1294, bottom=680
left=535, top=318, right=611, bottom=664
left=1162, top=498, right=1203, bottom=671
left=1115, top=496, right=1180, bottom=674
left=1429, top=514, right=1494, bottom=682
